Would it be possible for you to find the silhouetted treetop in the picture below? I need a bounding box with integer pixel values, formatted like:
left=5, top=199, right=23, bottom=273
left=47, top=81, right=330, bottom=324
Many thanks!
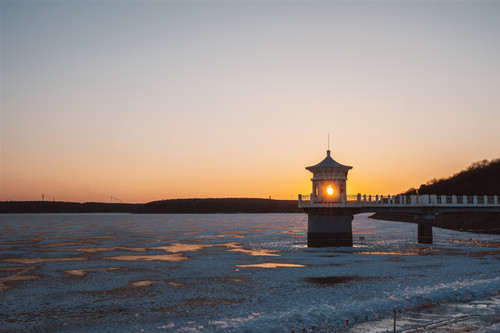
left=402, top=158, right=500, bottom=195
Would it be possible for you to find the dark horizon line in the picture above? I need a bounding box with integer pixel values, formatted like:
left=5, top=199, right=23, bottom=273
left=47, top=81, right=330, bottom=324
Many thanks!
left=0, top=197, right=299, bottom=205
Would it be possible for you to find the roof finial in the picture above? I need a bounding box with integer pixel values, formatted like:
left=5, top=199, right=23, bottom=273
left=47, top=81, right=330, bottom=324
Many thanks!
left=327, top=133, right=331, bottom=157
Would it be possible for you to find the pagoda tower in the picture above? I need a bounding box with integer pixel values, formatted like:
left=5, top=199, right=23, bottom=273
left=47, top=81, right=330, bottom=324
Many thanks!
left=302, top=149, right=354, bottom=247
left=306, top=149, right=352, bottom=204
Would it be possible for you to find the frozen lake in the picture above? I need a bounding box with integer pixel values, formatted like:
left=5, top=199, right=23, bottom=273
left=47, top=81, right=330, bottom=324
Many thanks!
left=1, top=213, right=499, bottom=332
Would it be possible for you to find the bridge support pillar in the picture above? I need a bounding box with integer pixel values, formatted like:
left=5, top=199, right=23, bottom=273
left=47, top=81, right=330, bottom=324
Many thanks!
left=417, top=215, right=435, bottom=244
left=305, top=209, right=353, bottom=247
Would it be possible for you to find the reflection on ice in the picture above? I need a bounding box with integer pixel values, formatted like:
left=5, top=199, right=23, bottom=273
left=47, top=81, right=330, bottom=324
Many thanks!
left=166, top=281, right=189, bottom=287
left=236, top=262, right=306, bottom=268
left=130, top=280, right=156, bottom=287
left=2, top=256, right=87, bottom=264
left=103, top=254, right=187, bottom=261
left=62, top=267, right=121, bottom=277
left=0, top=266, right=40, bottom=291
left=155, top=243, right=212, bottom=252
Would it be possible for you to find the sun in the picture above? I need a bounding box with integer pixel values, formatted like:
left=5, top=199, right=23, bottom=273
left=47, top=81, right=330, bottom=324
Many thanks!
left=326, top=185, right=334, bottom=196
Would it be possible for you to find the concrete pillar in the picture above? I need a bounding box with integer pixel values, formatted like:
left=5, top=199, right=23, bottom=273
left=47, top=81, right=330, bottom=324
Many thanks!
left=306, top=211, right=353, bottom=247
left=417, top=215, right=435, bottom=244
left=418, top=222, right=433, bottom=244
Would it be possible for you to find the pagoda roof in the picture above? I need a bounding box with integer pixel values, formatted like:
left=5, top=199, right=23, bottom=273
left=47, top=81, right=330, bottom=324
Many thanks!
left=306, top=150, right=353, bottom=173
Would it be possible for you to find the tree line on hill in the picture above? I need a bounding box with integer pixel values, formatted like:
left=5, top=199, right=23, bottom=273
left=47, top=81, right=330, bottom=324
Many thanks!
left=402, top=158, right=500, bottom=196
left=0, top=198, right=302, bottom=214
left=0, top=201, right=138, bottom=214
left=133, top=198, right=302, bottom=214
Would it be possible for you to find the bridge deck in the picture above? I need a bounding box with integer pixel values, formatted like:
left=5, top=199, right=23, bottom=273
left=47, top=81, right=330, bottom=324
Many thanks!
left=298, top=194, right=500, bottom=215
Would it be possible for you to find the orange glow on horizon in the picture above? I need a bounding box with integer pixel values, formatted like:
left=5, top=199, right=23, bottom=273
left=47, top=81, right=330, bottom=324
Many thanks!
left=2, top=150, right=497, bottom=203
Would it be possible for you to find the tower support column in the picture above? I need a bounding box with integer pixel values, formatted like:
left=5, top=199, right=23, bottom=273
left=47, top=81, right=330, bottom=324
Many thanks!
left=305, top=208, right=353, bottom=247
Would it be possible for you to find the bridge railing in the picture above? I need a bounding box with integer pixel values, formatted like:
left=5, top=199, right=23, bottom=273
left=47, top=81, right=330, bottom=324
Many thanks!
left=298, top=194, right=311, bottom=203
left=353, top=194, right=499, bottom=206
left=298, top=193, right=500, bottom=207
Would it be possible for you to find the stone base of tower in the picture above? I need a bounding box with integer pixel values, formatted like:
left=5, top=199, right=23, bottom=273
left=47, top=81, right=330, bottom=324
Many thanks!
left=306, top=211, right=353, bottom=247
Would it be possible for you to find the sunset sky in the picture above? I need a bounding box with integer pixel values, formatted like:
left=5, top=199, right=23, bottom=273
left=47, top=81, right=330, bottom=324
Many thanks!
left=1, top=1, right=499, bottom=203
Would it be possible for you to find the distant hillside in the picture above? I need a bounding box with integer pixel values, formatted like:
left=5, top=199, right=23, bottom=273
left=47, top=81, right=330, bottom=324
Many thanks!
left=134, top=198, right=303, bottom=214
left=402, top=158, right=500, bottom=195
left=0, top=201, right=137, bottom=214
left=0, top=198, right=303, bottom=214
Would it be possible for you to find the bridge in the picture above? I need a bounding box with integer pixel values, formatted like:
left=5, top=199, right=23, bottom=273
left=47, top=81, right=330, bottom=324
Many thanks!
left=299, top=193, right=500, bottom=246
left=298, top=149, right=500, bottom=247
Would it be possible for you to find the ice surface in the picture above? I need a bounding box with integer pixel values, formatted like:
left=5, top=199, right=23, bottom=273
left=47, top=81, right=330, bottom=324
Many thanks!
left=0, top=213, right=499, bottom=332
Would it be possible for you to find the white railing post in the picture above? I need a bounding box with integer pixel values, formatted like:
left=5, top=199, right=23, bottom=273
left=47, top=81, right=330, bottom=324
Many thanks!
left=298, top=194, right=302, bottom=203
left=411, top=195, right=417, bottom=205
left=495, top=195, right=499, bottom=205
left=430, top=195, right=436, bottom=204
left=376, top=195, right=379, bottom=204
left=357, top=193, right=361, bottom=204
left=463, top=195, right=467, bottom=205
left=484, top=195, right=488, bottom=205
left=368, top=195, right=372, bottom=203
left=452, top=195, right=457, bottom=205
left=363, top=194, right=367, bottom=203
left=418, top=195, right=427, bottom=205
left=473, top=195, right=478, bottom=205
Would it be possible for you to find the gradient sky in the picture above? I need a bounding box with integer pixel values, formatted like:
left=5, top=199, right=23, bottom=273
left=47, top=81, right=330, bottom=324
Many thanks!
left=1, top=0, right=499, bottom=203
